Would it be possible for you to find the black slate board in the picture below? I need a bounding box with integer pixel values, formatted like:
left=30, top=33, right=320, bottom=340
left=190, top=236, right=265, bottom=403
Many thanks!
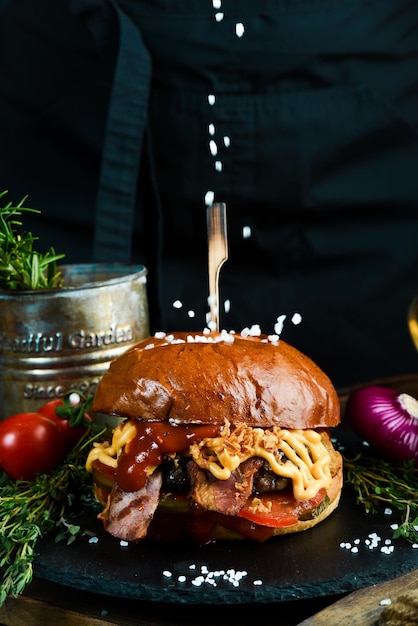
left=33, top=430, right=418, bottom=604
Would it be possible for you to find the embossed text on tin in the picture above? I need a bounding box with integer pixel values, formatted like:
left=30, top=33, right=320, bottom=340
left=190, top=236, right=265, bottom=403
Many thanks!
left=0, top=324, right=134, bottom=353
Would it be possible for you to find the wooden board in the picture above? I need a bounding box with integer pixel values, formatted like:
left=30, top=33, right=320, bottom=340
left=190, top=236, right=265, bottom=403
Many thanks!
left=298, top=568, right=418, bottom=625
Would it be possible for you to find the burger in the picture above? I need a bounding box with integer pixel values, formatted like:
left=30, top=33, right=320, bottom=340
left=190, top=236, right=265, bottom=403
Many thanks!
left=86, top=330, right=342, bottom=543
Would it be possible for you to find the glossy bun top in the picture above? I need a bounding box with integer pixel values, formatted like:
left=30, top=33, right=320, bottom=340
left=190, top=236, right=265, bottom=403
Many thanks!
left=92, top=331, right=340, bottom=429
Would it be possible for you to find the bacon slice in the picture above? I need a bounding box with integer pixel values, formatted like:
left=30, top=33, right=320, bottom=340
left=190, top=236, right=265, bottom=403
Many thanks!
left=99, top=470, right=162, bottom=541
left=189, top=457, right=263, bottom=516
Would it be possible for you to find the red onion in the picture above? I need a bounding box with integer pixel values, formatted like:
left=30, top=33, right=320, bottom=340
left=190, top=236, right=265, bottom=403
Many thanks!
left=346, top=385, right=418, bottom=465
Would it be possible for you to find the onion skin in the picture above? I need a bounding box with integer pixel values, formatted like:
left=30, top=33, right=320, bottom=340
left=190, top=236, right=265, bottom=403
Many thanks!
left=346, top=386, right=418, bottom=465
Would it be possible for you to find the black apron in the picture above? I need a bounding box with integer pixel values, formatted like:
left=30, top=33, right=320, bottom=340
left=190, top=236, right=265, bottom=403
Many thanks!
left=1, top=0, right=418, bottom=386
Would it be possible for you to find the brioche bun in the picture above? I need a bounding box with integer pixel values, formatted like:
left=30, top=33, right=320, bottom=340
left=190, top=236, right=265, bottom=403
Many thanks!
left=92, top=331, right=340, bottom=430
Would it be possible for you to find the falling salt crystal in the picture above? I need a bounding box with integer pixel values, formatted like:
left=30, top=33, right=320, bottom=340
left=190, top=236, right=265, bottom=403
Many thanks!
left=163, top=570, right=172, bottom=578
left=215, top=160, right=223, bottom=172
left=209, top=139, right=218, bottom=156
left=88, top=536, right=99, bottom=544
left=274, top=314, right=287, bottom=335
left=212, top=0, right=221, bottom=8
left=208, top=94, right=216, bottom=106
left=120, top=540, right=129, bottom=547
left=178, top=576, right=186, bottom=582
left=188, top=310, right=195, bottom=318
left=215, top=12, right=224, bottom=21
left=223, top=135, right=231, bottom=147
left=208, top=123, right=215, bottom=135
left=69, top=392, right=81, bottom=406
left=380, top=598, right=392, bottom=606
left=235, top=22, right=245, bottom=37
left=384, top=508, right=392, bottom=515
left=253, top=580, right=263, bottom=586
left=291, top=312, right=302, bottom=325
left=205, top=190, right=215, bottom=205
left=242, top=225, right=252, bottom=239
left=173, top=300, right=183, bottom=309
left=224, top=299, right=231, bottom=313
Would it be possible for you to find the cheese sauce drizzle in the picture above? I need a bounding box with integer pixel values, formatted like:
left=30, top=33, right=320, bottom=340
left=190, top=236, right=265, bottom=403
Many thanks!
left=189, top=422, right=332, bottom=500
left=86, top=421, right=138, bottom=471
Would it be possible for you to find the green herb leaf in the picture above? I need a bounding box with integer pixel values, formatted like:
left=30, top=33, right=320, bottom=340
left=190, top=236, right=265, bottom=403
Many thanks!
left=343, top=452, right=418, bottom=543
left=0, top=190, right=65, bottom=290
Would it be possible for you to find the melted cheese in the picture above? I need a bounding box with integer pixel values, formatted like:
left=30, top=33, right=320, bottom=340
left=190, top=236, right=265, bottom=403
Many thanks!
left=86, top=420, right=332, bottom=501
left=189, top=423, right=332, bottom=500
left=85, top=421, right=137, bottom=471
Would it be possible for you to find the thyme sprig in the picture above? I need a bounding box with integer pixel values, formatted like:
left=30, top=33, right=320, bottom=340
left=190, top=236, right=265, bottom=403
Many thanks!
left=343, top=452, right=418, bottom=543
left=0, top=421, right=105, bottom=607
left=0, top=189, right=65, bottom=290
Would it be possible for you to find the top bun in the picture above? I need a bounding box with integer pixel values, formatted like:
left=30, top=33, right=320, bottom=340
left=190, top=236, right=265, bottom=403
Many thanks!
left=92, top=331, right=340, bottom=429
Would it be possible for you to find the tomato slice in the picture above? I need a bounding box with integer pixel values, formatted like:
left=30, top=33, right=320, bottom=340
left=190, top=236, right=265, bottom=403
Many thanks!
left=238, top=488, right=326, bottom=528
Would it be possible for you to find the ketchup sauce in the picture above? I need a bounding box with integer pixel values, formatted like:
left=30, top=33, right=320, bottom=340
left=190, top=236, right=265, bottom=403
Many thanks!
left=116, top=421, right=220, bottom=492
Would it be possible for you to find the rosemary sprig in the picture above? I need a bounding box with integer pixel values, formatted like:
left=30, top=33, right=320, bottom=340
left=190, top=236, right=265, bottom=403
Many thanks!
left=343, top=452, right=418, bottom=543
left=0, top=421, right=105, bottom=607
left=0, top=189, right=65, bottom=290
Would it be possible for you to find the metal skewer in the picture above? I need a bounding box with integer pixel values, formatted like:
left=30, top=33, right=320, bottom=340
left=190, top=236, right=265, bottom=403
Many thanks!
left=207, top=202, right=228, bottom=332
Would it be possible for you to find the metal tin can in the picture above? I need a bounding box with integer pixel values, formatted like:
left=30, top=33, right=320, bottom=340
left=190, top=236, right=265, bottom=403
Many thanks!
left=0, top=264, right=150, bottom=419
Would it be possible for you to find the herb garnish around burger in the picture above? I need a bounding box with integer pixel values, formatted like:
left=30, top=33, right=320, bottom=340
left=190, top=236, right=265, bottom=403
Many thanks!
left=0, top=189, right=65, bottom=290
left=343, top=452, right=418, bottom=544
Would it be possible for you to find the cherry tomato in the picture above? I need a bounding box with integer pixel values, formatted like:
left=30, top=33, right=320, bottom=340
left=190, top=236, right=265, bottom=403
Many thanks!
left=238, top=488, right=326, bottom=528
left=0, top=412, right=67, bottom=481
left=38, top=398, right=86, bottom=449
